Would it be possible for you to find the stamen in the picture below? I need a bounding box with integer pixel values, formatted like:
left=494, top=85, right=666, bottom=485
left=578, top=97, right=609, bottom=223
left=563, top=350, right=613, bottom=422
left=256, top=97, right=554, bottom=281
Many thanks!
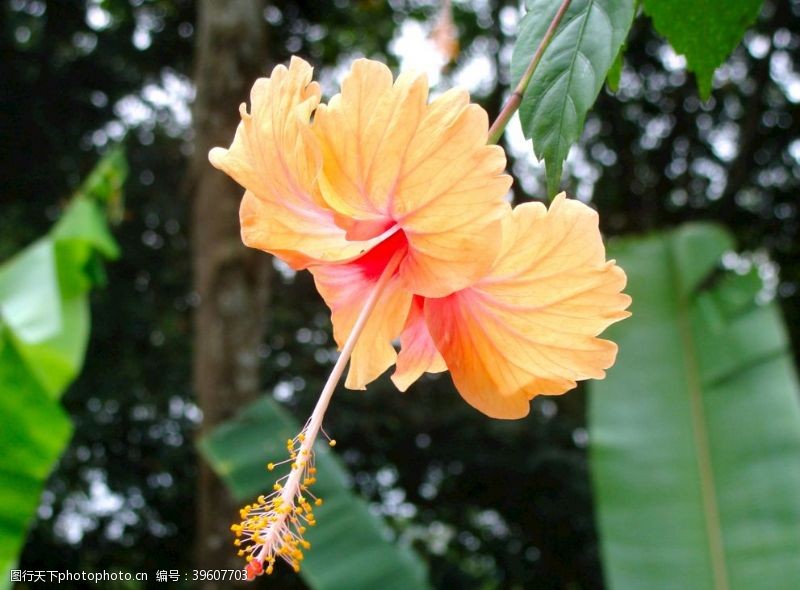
left=321, top=427, right=337, bottom=447
left=233, top=428, right=321, bottom=577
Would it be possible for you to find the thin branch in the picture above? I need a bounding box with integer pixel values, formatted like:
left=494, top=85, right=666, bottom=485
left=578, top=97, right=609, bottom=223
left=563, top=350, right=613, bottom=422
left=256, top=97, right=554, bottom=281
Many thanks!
left=487, top=0, right=572, bottom=145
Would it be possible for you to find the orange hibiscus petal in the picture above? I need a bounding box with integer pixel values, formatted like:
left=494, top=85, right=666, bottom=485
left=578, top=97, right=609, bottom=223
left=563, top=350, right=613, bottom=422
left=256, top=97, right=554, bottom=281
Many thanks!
left=391, top=296, right=447, bottom=392
left=425, top=194, right=632, bottom=419
left=314, top=59, right=511, bottom=297
left=210, top=57, right=368, bottom=268
left=314, top=59, right=417, bottom=233
left=309, top=233, right=413, bottom=390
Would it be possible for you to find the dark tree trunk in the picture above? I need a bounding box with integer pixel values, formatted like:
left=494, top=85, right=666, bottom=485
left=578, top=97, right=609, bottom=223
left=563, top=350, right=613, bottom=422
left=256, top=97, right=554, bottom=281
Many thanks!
left=190, top=1, right=269, bottom=586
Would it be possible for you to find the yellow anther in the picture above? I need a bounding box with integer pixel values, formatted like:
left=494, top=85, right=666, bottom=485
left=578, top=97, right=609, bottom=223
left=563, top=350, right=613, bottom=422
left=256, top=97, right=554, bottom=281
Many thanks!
left=232, top=427, right=329, bottom=573
left=328, top=439, right=336, bottom=447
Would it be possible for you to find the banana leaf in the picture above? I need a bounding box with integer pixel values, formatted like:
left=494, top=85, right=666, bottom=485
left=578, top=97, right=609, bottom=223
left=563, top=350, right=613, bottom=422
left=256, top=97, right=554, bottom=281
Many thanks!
left=0, top=150, right=125, bottom=587
left=589, top=223, right=800, bottom=589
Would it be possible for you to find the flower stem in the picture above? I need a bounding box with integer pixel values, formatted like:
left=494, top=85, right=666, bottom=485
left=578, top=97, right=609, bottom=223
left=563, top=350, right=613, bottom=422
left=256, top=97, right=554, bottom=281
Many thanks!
left=253, top=250, right=404, bottom=566
left=487, top=0, right=572, bottom=145
left=291, top=249, right=403, bottom=461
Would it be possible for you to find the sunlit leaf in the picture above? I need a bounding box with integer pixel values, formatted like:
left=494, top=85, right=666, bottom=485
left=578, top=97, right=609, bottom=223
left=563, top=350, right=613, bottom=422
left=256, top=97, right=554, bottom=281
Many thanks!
left=511, top=0, right=635, bottom=196
left=589, top=223, right=800, bottom=588
left=13, top=296, right=90, bottom=400
left=0, top=241, right=60, bottom=344
left=199, top=396, right=433, bottom=590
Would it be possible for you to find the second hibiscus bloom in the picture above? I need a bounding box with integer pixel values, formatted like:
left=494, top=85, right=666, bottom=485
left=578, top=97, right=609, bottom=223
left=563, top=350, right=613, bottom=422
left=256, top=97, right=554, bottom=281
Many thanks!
left=210, top=56, right=630, bottom=419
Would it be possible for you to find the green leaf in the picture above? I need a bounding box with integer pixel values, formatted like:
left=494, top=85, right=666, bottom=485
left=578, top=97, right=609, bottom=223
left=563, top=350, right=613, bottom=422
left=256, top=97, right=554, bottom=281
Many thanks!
left=76, top=146, right=128, bottom=223
left=0, top=328, right=73, bottom=576
left=55, top=196, right=120, bottom=258
left=511, top=0, right=635, bottom=196
left=606, top=45, right=624, bottom=92
left=54, top=197, right=120, bottom=297
left=12, top=296, right=90, bottom=399
left=0, top=240, right=61, bottom=344
left=0, top=151, right=125, bottom=580
left=642, top=0, right=763, bottom=99
left=589, top=223, right=800, bottom=589
left=1, top=561, right=12, bottom=590
left=199, top=397, right=432, bottom=590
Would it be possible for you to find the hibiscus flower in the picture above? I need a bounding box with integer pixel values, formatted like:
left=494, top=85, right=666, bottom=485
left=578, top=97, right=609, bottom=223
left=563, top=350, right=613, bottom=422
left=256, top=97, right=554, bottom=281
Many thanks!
left=210, top=56, right=630, bottom=578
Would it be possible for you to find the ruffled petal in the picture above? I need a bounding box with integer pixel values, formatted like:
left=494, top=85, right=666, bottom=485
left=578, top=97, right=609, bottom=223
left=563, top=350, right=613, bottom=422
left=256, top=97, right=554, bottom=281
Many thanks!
left=425, top=194, right=632, bottom=419
left=210, top=57, right=368, bottom=268
left=314, top=60, right=420, bottom=234
left=238, top=191, right=364, bottom=269
left=309, top=233, right=413, bottom=390
left=391, top=296, right=447, bottom=392
left=392, top=91, right=511, bottom=297
left=314, top=59, right=511, bottom=297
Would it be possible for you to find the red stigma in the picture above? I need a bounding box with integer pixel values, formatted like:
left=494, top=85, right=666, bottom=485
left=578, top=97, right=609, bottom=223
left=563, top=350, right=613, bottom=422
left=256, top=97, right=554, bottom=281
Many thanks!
left=245, top=560, right=263, bottom=580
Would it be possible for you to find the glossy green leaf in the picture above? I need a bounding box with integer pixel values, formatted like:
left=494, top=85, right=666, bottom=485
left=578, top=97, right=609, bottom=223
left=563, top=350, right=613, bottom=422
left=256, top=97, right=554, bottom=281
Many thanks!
left=198, top=396, right=432, bottom=590
left=511, top=0, right=635, bottom=196
left=643, top=0, right=763, bottom=98
left=589, top=223, right=800, bottom=589
left=0, top=150, right=125, bottom=584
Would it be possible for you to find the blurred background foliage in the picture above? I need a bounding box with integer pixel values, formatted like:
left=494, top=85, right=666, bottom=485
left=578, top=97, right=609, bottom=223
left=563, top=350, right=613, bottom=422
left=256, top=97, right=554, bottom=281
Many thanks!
left=2, top=0, right=800, bottom=588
